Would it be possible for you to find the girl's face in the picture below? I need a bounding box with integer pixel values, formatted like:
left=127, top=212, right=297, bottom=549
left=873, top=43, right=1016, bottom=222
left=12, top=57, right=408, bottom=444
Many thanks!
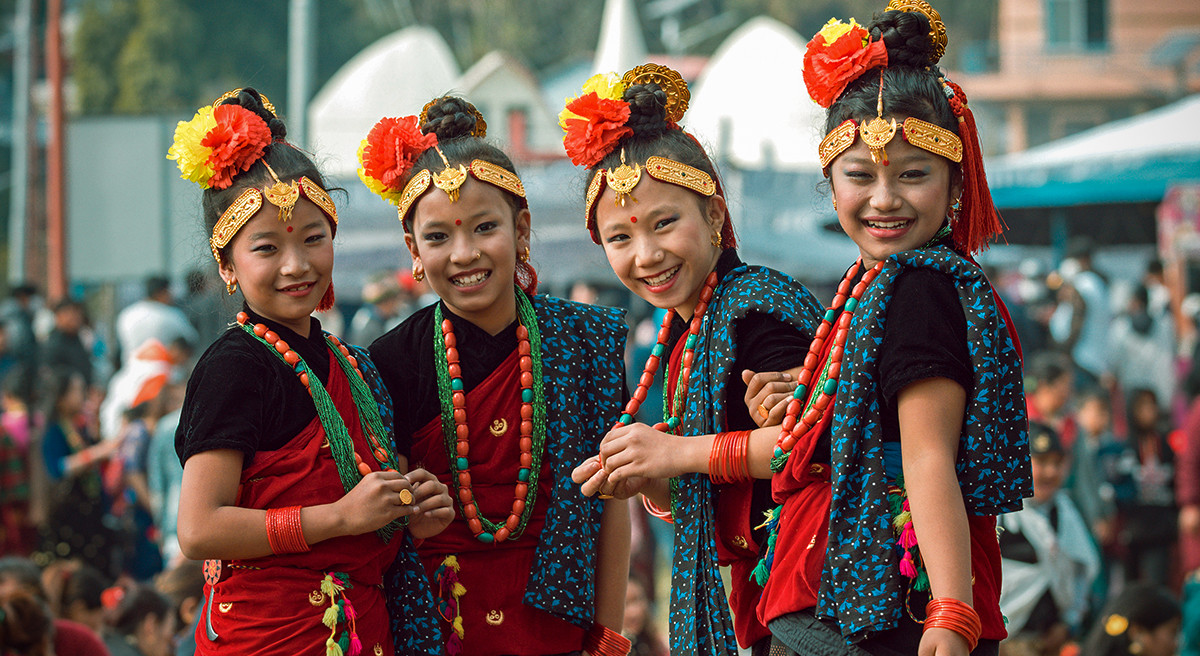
left=219, top=196, right=333, bottom=337
left=829, top=119, right=961, bottom=268
left=1031, top=452, right=1066, bottom=504
left=594, top=175, right=725, bottom=319
left=1133, top=392, right=1160, bottom=430
left=1133, top=617, right=1180, bottom=656
left=406, top=178, right=531, bottom=336
left=58, top=376, right=85, bottom=417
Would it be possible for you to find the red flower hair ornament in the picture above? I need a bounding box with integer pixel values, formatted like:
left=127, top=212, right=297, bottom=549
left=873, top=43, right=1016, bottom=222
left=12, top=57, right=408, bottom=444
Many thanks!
left=561, top=92, right=632, bottom=168
left=803, top=18, right=889, bottom=108
left=357, top=115, right=439, bottom=205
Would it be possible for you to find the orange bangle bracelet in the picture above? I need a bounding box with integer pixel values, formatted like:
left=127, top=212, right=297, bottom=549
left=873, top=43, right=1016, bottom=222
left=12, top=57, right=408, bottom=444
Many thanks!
left=924, top=597, right=981, bottom=651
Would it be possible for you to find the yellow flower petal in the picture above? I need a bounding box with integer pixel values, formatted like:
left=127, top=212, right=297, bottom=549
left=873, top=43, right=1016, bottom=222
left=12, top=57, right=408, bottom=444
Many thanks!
left=167, top=105, right=217, bottom=187
left=817, top=17, right=863, bottom=46
left=581, top=72, right=625, bottom=101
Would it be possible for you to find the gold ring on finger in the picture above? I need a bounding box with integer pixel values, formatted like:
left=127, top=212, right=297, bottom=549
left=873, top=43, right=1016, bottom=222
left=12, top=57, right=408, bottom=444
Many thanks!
left=399, top=489, right=414, bottom=505
left=757, top=404, right=769, bottom=419
left=598, top=494, right=614, bottom=500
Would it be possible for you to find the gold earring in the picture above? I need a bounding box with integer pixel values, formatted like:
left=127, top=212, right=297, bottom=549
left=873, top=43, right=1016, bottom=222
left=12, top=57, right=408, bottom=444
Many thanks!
left=832, top=197, right=838, bottom=211
left=226, top=280, right=237, bottom=295
left=711, top=231, right=723, bottom=249
left=518, top=246, right=530, bottom=263
left=412, top=264, right=424, bottom=282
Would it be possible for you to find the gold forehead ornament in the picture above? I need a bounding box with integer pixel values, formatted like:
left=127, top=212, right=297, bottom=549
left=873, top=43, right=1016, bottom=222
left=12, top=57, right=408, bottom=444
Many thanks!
left=585, top=155, right=715, bottom=230
left=431, top=146, right=468, bottom=203
left=209, top=174, right=338, bottom=267
left=395, top=158, right=527, bottom=228
left=606, top=149, right=641, bottom=207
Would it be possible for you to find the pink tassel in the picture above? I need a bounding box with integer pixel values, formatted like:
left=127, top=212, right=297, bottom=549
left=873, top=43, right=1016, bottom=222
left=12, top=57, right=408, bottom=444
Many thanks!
left=447, top=634, right=464, bottom=656
left=900, top=524, right=918, bottom=549
left=343, top=602, right=357, bottom=621
left=900, top=552, right=918, bottom=578
left=348, top=633, right=362, bottom=656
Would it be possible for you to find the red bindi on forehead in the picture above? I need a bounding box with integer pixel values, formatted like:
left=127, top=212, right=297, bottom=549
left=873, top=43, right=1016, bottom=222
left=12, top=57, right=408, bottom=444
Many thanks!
left=455, top=219, right=462, bottom=226
left=630, top=216, right=638, bottom=223
left=286, top=226, right=293, bottom=232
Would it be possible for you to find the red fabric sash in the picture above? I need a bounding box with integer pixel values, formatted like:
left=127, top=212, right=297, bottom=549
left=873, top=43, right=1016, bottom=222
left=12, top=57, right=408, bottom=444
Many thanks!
left=196, top=350, right=402, bottom=656
left=410, top=349, right=582, bottom=655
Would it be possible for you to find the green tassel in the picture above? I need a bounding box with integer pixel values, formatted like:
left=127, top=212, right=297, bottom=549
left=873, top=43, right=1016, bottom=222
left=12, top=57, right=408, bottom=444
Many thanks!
left=337, top=631, right=350, bottom=653
left=914, top=568, right=930, bottom=592
left=336, top=599, right=346, bottom=622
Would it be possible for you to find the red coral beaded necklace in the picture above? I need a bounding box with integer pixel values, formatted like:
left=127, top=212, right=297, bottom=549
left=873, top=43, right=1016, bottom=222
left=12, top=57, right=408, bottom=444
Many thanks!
left=613, top=271, right=719, bottom=434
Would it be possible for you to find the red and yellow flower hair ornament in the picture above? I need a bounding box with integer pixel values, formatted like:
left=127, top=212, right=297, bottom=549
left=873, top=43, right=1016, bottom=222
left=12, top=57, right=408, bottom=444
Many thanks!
left=560, top=72, right=634, bottom=167
left=803, top=18, right=889, bottom=109
left=167, top=93, right=275, bottom=190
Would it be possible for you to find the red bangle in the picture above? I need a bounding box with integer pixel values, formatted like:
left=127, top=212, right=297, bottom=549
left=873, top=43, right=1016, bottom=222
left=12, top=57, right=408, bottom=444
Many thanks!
left=924, top=597, right=981, bottom=652
left=641, top=495, right=673, bottom=524
left=265, top=506, right=310, bottom=555
left=709, top=431, right=751, bottom=484
left=584, top=623, right=631, bottom=656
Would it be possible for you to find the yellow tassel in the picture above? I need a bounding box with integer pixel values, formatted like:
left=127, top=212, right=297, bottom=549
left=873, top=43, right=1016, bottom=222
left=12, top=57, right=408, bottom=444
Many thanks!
left=451, top=582, right=466, bottom=597
left=320, top=576, right=338, bottom=597
left=322, top=605, right=340, bottom=628
left=892, top=510, right=911, bottom=532
left=326, top=637, right=344, bottom=656
left=452, top=616, right=465, bottom=638
left=443, top=555, right=460, bottom=571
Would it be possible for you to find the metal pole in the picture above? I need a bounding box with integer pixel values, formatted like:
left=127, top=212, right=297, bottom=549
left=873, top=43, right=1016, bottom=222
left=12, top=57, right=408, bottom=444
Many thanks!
left=8, top=0, right=32, bottom=284
left=288, top=0, right=316, bottom=148
left=45, top=0, right=66, bottom=299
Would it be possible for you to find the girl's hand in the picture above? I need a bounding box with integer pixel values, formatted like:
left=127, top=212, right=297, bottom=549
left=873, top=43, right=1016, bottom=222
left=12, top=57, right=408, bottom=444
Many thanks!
left=741, top=369, right=798, bottom=428
left=404, top=468, right=456, bottom=540
left=333, top=470, right=417, bottom=536
left=572, top=455, right=648, bottom=499
left=599, top=423, right=682, bottom=482
left=918, top=627, right=971, bottom=656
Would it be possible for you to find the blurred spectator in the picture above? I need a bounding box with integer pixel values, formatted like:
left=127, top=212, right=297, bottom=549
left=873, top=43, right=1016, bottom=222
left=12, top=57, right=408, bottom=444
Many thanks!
left=0, top=586, right=54, bottom=656
left=348, top=272, right=407, bottom=347
left=103, top=582, right=174, bottom=656
left=999, top=422, right=1099, bottom=654
left=1109, top=284, right=1175, bottom=408
left=0, top=323, right=19, bottom=387
left=147, top=377, right=186, bottom=567
left=1081, top=582, right=1179, bottom=656
left=569, top=281, right=600, bottom=305
left=43, top=299, right=95, bottom=385
left=1067, top=388, right=1118, bottom=547
left=36, top=372, right=121, bottom=577
left=625, top=571, right=668, bottom=656
left=1049, top=237, right=1112, bottom=390
left=1, top=284, right=41, bottom=403
left=109, top=403, right=164, bottom=581
left=1026, top=352, right=1078, bottom=450
left=42, top=560, right=109, bottom=635
left=0, top=556, right=111, bottom=656
left=154, top=560, right=203, bottom=656
left=1102, top=388, right=1177, bottom=586
left=115, top=276, right=197, bottom=366
left=177, top=268, right=225, bottom=348
left=101, top=338, right=192, bottom=441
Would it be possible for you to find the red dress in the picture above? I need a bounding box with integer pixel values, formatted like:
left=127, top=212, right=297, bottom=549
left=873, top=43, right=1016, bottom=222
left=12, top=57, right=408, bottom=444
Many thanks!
left=410, top=350, right=585, bottom=656
left=196, top=351, right=403, bottom=656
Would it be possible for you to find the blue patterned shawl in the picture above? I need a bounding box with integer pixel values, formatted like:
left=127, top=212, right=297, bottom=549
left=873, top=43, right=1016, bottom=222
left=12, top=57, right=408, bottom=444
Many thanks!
left=816, top=246, right=1032, bottom=642
left=671, top=261, right=823, bottom=656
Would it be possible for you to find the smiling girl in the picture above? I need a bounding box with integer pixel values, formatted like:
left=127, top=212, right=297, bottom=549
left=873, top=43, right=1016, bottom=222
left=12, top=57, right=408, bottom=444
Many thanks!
left=361, top=96, right=631, bottom=656
left=754, top=3, right=1032, bottom=655
left=562, top=66, right=824, bottom=656
left=169, top=88, right=452, bottom=656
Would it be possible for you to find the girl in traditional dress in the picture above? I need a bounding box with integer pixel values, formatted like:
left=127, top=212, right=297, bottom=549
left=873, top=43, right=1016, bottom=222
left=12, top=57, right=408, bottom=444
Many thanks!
left=361, top=96, right=632, bottom=656
left=562, top=65, right=824, bottom=656
left=753, top=2, right=1031, bottom=654
left=170, top=88, right=452, bottom=656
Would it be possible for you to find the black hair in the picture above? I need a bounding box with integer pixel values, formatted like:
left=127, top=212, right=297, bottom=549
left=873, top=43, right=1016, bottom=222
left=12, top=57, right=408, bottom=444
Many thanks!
left=58, top=562, right=109, bottom=615
left=825, top=10, right=957, bottom=137
left=39, top=369, right=85, bottom=422
left=200, top=88, right=335, bottom=265
left=0, top=588, right=53, bottom=656
left=1081, top=583, right=1179, bottom=656
left=0, top=557, right=46, bottom=600
left=404, top=95, right=526, bottom=228
left=107, top=583, right=170, bottom=637
left=144, top=275, right=170, bottom=298
left=1027, top=351, right=1073, bottom=387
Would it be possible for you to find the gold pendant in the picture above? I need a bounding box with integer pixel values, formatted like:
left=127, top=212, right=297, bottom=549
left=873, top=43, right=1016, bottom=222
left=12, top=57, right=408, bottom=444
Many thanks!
left=860, top=115, right=897, bottom=166
left=433, top=164, right=468, bottom=202
left=489, top=418, right=508, bottom=437
left=606, top=162, right=641, bottom=207
left=263, top=179, right=299, bottom=222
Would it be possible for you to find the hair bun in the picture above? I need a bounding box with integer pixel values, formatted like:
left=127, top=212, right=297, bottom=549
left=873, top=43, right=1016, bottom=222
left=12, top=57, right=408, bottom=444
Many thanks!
left=623, top=83, right=670, bottom=139
left=869, top=9, right=935, bottom=68
left=420, top=96, right=484, bottom=141
left=220, top=87, right=287, bottom=141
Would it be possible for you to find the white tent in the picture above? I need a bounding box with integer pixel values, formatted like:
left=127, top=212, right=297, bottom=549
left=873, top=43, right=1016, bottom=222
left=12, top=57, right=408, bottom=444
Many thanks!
left=308, top=26, right=461, bottom=177
left=989, top=94, right=1200, bottom=208
left=687, top=17, right=824, bottom=171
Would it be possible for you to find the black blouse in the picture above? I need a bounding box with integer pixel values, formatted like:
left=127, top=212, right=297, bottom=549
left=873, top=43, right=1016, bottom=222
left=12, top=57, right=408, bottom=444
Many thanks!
left=175, top=308, right=332, bottom=464
left=369, top=301, right=520, bottom=459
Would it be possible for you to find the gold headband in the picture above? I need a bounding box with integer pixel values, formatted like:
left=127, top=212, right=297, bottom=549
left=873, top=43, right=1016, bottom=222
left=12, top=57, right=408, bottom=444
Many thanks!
left=396, top=158, right=527, bottom=228
left=209, top=176, right=338, bottom=267
left=818, top=117, right=962, bottom=169
left=585, top=155, right=715, bottom=230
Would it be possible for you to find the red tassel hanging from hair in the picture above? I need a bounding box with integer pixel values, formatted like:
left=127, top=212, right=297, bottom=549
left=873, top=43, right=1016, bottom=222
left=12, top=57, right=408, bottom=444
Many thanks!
left=316, top=283, right=335, bottom=312
left=945, top=81, right=1003, bottom=256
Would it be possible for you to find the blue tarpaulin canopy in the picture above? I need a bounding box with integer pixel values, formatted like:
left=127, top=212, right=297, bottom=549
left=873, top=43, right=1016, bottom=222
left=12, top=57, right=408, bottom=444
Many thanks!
left=987, top=94, right=1200, bottom=209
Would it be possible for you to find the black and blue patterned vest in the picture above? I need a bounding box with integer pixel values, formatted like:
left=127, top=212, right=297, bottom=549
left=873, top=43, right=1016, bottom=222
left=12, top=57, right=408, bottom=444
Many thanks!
left=671, top=261, right=823, bottom=656
left=816, top=246, right=1032, bottom=643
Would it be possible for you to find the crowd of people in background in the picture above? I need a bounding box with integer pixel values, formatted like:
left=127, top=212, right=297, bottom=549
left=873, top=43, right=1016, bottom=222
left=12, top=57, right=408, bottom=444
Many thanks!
left=2, top=232, right=1200, bottom=655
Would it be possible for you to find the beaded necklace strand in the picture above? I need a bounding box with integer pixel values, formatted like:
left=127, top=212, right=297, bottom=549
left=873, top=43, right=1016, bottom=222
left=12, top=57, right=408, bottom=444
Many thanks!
left=614, top=271, right=719, bottom=434
left=769, top=259, right=883, bottom=472
left=433, top=290, right=548, bottom=544
left=235, top=312, right=404, bottom=541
